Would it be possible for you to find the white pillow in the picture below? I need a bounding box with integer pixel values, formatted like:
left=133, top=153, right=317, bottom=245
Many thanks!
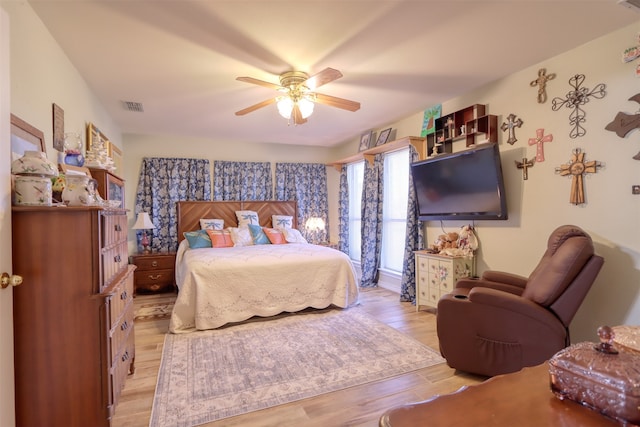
left=228, top=227, right=253, bottom=247
left=272, top=215, right=293, bottom=229
left=200, top=218, right=224, bottom=230
left=283, top=228, right=308, bottom=244
left=235, top=210, right=259, bottom=227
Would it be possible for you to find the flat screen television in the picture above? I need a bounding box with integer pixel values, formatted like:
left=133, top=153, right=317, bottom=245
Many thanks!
left=411, top=142, right=508, bottom=221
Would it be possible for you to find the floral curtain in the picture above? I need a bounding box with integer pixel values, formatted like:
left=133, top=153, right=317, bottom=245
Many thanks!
left=400, top=145, right=424, bottom=303
left=275, top=162, right=329, bottom=242
left=360, top=154, right=384, bottom=288
left=338, top=164, right=350, bottom=255
left=134, top=157, right=211, bottom=252
left=213, top=160, right=272, bottom=201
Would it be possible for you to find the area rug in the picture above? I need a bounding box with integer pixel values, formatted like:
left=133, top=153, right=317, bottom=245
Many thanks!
left=149, top=307, right=445, bottom=427
left=134, top=299, right=175, bottom=321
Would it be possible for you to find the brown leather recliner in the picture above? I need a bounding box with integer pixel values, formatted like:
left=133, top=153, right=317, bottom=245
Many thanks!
left=436, top=225, right=604, bottom=377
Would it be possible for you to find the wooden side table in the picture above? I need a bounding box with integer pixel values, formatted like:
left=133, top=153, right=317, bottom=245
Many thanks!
left=130, top=252, right=176, bottom=295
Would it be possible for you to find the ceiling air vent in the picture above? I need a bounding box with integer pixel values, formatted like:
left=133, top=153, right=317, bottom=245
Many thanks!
left=122, top=101, right=144, bottom=112
left=618, top=0, right=640, bottom=12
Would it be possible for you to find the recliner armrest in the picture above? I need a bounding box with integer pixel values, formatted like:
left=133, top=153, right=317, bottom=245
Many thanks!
left=455, top=276, right=526, bottom=296
left=482, top=270, right=528, bottom=288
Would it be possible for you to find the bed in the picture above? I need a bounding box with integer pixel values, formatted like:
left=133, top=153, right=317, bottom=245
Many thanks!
left=169, top=200, right=359, bottom=333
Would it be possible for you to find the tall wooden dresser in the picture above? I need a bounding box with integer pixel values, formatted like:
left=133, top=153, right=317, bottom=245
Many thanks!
left=11, top=206, right=135, bottom=427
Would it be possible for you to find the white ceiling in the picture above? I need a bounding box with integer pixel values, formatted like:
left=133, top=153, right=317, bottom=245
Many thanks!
left=29, top=0, right=639, bottom=147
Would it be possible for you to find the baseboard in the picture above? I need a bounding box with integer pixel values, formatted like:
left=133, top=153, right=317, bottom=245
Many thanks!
left=351, top=262, right=401, bottom=294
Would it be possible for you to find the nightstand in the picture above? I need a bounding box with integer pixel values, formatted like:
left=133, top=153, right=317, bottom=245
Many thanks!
left=415, top=251, right=475, bottom=311
left=130, top=252, right=176, bottom=295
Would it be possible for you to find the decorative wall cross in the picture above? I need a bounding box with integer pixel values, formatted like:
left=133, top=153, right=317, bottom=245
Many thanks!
left=605, top=93, right=640, bottom=160
left=555, top=148, right=601, bottom=205
left=530, top=68, right=556, bottom=103
left=551, top=74, right=606, bottom=139
left=515, top=157, right=535, bottom=180
left=527, top=128, right=553, bottom=162
left=500, top=113, right=523, bottom=145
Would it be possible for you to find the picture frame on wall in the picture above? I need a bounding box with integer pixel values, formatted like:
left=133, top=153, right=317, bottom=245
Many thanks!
left=359, top=130, right=375, bottom=152
left=11, top=114, right=46, bottom=161
left=52, top=103, right=65, bottom=152
left=376, top=128, right=392, bottom=146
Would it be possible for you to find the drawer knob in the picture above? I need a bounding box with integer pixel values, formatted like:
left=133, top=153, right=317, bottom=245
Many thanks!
left=120, top=291, right=128, bottom=300
left=121, top=321, right=129, bottom=331
left=151, top=261, right=158, bottom=267
left=148, top=274, right=162, bottom=280
left=114, top=254, right=122, bottom=263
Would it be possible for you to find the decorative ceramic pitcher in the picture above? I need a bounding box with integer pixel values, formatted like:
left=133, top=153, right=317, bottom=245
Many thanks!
left=62, top=175, right=98, bottom=206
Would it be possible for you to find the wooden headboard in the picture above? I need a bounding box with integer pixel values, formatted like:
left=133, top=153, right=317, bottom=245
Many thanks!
left=176, top=200, right=298, bottom=242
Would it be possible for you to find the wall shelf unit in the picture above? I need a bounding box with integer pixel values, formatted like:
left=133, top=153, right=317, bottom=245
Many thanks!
left=427, top=104, right=498, bottom=156
left=328, top=136, right=426, bottom=171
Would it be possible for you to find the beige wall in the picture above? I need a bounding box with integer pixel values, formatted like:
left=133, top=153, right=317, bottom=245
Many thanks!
left=6, top=0, right=640, bottom=342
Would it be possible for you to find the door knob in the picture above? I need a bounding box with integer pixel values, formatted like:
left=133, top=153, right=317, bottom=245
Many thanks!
left=1, top=272, right=23, bottom=289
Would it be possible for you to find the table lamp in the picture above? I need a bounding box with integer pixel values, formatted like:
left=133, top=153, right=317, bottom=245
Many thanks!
left=133, top=212, right=155, bottom=254
left=305, top=217, right=326, bottom=245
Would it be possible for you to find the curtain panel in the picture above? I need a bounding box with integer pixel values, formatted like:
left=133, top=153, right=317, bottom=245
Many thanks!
left=134, top=157, right=211, bottom=252
left=213, top=160, right=272, bottom=201
left=338, top=164, right=350, bottom=255
left=400, top=145, right=424, bottom=303
left=360, top=154, right=384, bottom=288
left=275, top=162, right=329, bottom=243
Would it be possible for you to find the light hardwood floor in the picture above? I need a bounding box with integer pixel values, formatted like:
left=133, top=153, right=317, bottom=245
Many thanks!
left=112, top=287, right=485, bottom=427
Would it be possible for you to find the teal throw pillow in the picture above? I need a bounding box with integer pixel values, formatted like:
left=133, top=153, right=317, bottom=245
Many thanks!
left=248, top=224, right=271, bottom=245
left=183, top=229, right=212, bottom=248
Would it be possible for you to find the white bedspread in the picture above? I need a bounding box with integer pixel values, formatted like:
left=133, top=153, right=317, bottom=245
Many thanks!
left=169, top=241, right=359, bottom=333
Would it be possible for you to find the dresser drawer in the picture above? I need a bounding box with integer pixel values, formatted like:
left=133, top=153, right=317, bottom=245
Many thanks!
left=109, top=267, right=134, bottom=328
left=134, top=269, right=174, bottom=292
left=135, top=255, right=175, bottom=270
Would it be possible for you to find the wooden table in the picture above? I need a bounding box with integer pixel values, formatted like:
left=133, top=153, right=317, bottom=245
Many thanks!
left=379, top=363, right=619, bottom=427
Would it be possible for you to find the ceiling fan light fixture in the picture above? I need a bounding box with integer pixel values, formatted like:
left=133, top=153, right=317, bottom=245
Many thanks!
left=298, top=97, right=315, bottom=119
left=276, top=96, right=294, bottom=119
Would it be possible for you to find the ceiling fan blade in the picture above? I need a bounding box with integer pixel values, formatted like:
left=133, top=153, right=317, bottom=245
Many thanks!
left=304, top=67, right=343, bottom=90
left=292, top=104, right=307, bottom=125
left=235, top=98, right=276, bottom=116
left=314, top=93, right=361, bottom=112
left=236, top=76, right=283, bottom=91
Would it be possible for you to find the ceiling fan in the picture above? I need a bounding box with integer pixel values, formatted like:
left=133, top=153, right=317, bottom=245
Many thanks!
left=235, top=67, right=360, bottom=125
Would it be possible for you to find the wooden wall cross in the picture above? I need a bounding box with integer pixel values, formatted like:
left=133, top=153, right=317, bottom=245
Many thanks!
left=552, top=74, right=606, bottom=139
left=527, top=128, right=553, bottom=162
left=515, top=157, right=535, bottom=180
left=501, top=113, right=523, bottom=145
left=530, top=68, right=556, bottom=103
left=605, top=93, right=640, bottom=160
left=555, top=148, right=601, bottom=205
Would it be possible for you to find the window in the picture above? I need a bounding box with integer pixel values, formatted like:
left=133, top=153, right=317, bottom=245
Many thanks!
left=381, top=149, right=409, bottom=272
left=346, top=148, right=409, bottom=272
left=347, top=160, right=364, bottom=261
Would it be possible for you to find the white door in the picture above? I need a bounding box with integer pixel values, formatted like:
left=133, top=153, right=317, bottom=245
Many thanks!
left=0, top=7, right=15, bottom=427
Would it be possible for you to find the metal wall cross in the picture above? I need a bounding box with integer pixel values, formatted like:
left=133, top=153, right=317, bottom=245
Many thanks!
left=501, top=113, right=523, bottom=145
left=555, top=148, right=601, bottom=205
left=515, top=157, right=535, bottom=180
left=551, top=74, right=606, bottom=139
left=528, top=128, right=553, bottom=162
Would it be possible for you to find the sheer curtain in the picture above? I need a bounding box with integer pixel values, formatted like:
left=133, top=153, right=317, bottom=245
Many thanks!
left=400, top=145, right=424, bottom=303
left=360, top=155, right=384, bottom=288
left=134, top=157, right=211, bottom=252
left=275, top=162, right=329, bottom=242
left=213, top=160, right=272, bottom=201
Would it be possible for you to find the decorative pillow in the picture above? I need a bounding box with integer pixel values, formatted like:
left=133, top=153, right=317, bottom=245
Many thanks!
left=283, top=228, right=308, bottom=244
left=205, top=229, right=233, bottom=248
left=272, top=215, right=293, bottom=229
left=248, top=224, right=271, bottom=245
left=200, top=218, right=224, bottom=230
left=263, top=227, right=287, bottom=245
left=228, top=227, right=253, bottom=247
left=236, top=210, right=259, bottom=227
left=183, top=229, right=212, bottom=248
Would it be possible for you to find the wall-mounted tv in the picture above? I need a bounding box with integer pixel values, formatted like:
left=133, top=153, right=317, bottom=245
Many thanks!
left=411, top=143, right=508, bottom=221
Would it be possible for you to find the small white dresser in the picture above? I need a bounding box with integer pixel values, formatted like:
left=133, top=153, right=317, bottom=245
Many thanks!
left=415, top=251, right=475, bottom=311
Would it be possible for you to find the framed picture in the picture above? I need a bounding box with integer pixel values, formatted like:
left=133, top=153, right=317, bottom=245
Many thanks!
left=52, top=103, right=65, bottom=152
left=376, top=128, right=392, bottom=146
left=108, top=142, right=123, bottom=174
left=11, top=114, right=45, bottom=161
left=86, top=122, right=110, bottom=152
left=359, top=130, right=374, bottom=152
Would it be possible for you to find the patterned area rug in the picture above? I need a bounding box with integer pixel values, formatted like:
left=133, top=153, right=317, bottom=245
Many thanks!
left=149, top=307, right=445, bottom=427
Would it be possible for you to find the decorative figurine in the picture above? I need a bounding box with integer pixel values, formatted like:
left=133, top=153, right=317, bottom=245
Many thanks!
left=555, top=148, right=602, bottom=205
left=528, top=128, right=553, bottom=162
left=621, top=32, right=640, bottom=77
left=501, top=113, right=523, bottom=145
left=530, top=68, right=556, bottom=103
left=552, top=74, right=606, bottom=139
left=515, top=157, right=535, bottom=180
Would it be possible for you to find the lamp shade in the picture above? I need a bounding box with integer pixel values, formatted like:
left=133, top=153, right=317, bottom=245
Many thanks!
left=132, top=212, right=155, bottom=230
left=305, top=217, right=325, bottom=231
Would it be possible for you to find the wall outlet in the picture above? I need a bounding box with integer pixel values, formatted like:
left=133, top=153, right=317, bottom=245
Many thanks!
left=633, top=185, right=640, bottom=195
